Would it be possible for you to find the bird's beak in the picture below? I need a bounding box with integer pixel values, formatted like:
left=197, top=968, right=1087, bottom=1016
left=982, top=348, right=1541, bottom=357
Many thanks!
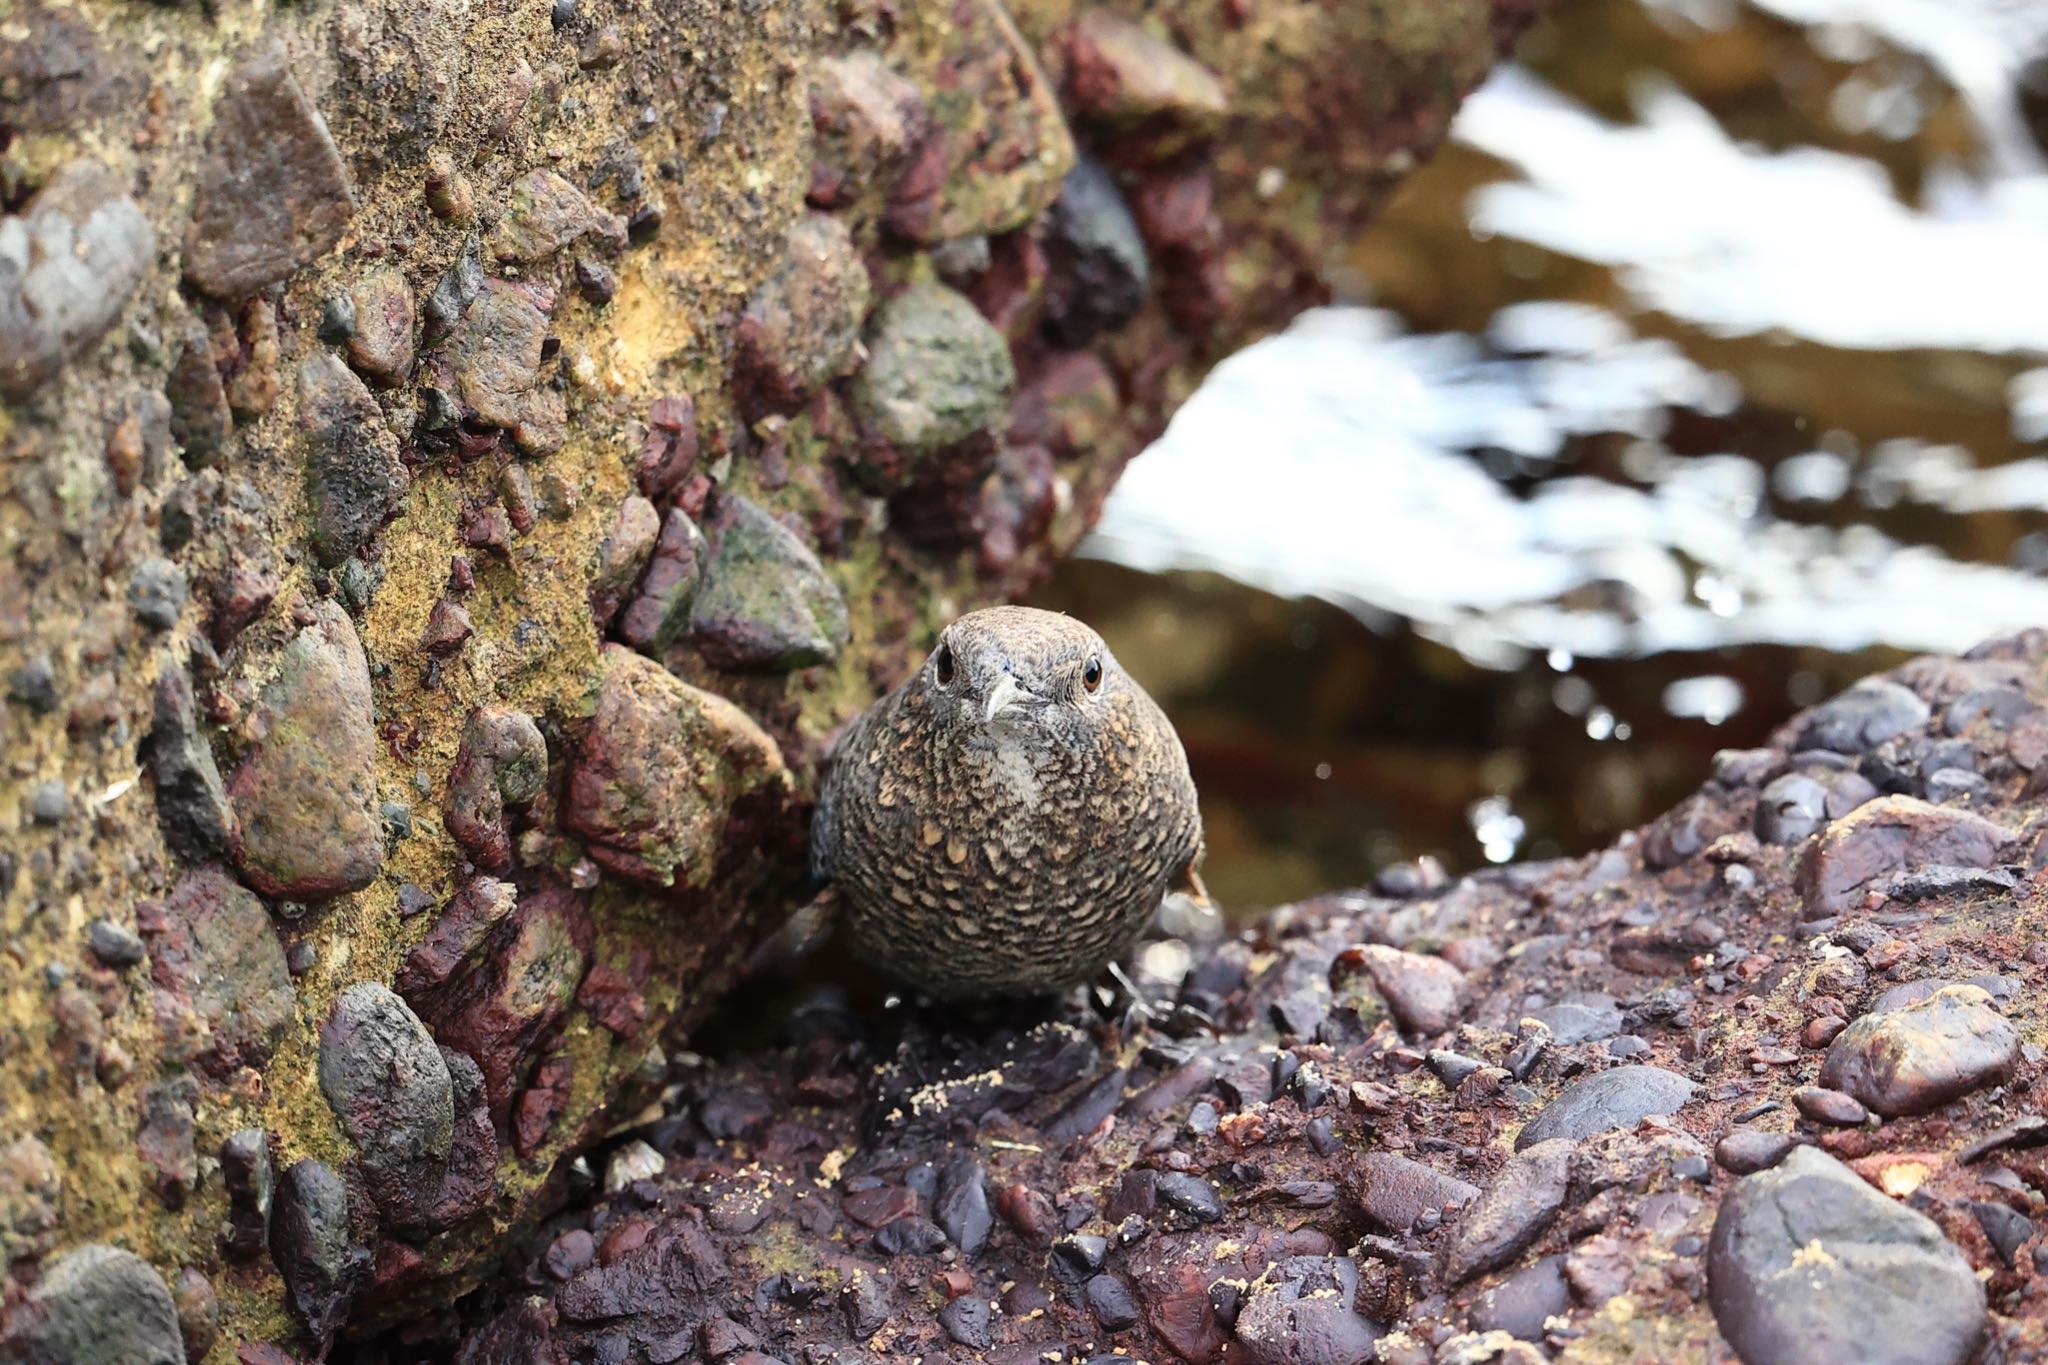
left=981, top=672, right=1037, bottom=725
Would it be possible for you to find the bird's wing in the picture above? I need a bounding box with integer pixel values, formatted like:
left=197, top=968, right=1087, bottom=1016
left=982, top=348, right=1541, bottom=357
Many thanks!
left=809, top=700, right=881, bottom=885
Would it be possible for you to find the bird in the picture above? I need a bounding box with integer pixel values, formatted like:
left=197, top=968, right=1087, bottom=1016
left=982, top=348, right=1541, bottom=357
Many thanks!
left=808, top=605, right=1205, bottom=998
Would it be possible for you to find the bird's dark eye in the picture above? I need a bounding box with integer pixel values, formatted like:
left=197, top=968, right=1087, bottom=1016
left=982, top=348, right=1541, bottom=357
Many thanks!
left=1082, top=657, right=1103, bottom=693
left=934, top=643, right=956, bottom=688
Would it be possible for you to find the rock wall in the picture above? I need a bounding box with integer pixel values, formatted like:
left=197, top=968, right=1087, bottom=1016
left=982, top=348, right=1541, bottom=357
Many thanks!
left=445, top=634, right=2048, bottom=1364
left=0, top=0, right=1539, bottom=1357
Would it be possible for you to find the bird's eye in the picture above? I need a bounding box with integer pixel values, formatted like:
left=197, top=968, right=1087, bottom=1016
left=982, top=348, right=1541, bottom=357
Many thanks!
left=1082, top=657, right=1103, bottom=693
left=934, top=643, right=956, bottom=688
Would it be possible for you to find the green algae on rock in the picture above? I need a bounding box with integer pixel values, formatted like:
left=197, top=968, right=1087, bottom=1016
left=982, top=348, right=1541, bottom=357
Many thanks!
left=854, top=280, right=1019, bottom=455
left=564, top=646, right=795, bottom=885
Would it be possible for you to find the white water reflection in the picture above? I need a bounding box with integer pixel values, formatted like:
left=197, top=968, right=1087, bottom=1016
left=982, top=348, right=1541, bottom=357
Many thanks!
left=1084, top=0, right=2048, bottom=671
left=1458, top=66, right=2048, bottom=353
left=1084, top=306, right=2048, bottom=668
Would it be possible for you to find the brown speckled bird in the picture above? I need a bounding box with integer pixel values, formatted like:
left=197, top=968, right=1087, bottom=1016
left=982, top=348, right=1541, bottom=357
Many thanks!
left=811, top=606, right=1205, bottom=997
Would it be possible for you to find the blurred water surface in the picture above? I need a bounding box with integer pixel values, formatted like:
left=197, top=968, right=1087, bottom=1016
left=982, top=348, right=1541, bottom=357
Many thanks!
left=1033, top=0, right=2048, bottom=913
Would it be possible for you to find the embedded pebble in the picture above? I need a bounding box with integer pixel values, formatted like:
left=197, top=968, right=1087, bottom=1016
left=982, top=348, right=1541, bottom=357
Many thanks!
left=0, top=160, right=156, bottom=400
left=127, top=557, right=187, bottom=630
left=852, top=280, right=1016, bottom=453
left=563, top=647, right=787, bottom=885
left=300, top=351, right=409, bottom=566
left=221, top=1128, right=273, bottom=1259
left=1708, top=1146, right=1983, bottom=1365
left=1441, top=1139, right=1575, bottom=1284
left=344, top=267, right=416, bottom=385
left=1066, top=9, right=1230, bottom=154
left=1233, top=1255, right=1381, bottom=1364
left=1791, top=1085, right=1868, bottom=1127
left=1514, top=1065, right=1695, bottom=1149
left=136, top=867, right=295, bottom=1076
left=148, top=661, right=236, bottom=861
left=1757, top=773, right=1829, bottom=844
left=87, top=918, right=146, bottom=968
left=448, top=282, right=548, bottom=428
left=1526, top=993, right=1622, bottom=1044
left=1818, top=984, right=2018, bottom=1117
left=490, top=168, right=625, bottom=265
left=1347, top=1151, right=1479, bottom=1233
left=1043, top=155, right=1150, bottom=346
left=687, top=494, right=849, bottom=671
left=1346, top=944, right=1466, bottom=1036
left=1715, top=1129, right=1801, bottom=1174
left=269, top=1159, right=366, bottom=1341
left=618, top=508, right=707, bottom=653
left=444, top=706, right=549, bottom=873
left=182, top=40, right=355, bottom=299
left=28, top=780, right=65, bottom=824
left=318, top=983, right=455, bottom=1224
left=1796, top=795, right=2010, bottom=918
left=1799, top=679, right=1932, bottom=755
left=1473, top=1256, right=1569, bottom=1343
left=0, top=1135, right=62, bottom=1268
left=226, top=601, right=384, bottom=899
left=587, top=495, right=661, bottom=629
left=0, top=1244, right=184, bottom=1365
left=733, top=213, right=871, bottom=414
left=806, top=52, right=927, bottom=208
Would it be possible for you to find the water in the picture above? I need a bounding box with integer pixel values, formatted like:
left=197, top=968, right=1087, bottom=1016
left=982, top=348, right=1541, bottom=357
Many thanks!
left=1033, top=0, right=2048, bottom=913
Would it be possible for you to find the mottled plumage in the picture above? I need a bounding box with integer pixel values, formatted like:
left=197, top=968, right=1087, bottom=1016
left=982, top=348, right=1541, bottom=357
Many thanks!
left=812, top=606, right=1204, bottom=997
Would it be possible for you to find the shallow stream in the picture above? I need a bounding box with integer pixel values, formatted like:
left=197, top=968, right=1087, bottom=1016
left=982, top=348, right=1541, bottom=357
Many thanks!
left=1034, top=0, right=2048, bottom=912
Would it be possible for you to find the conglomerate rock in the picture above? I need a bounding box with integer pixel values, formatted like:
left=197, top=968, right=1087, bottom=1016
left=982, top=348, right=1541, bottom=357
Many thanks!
left=436, top=633, right=2048, bottom=1364
left=0, top=0, right=1542, bottom=1356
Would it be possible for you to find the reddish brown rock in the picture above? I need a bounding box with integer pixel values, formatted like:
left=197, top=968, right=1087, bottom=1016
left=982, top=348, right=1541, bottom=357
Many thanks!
left=489, top=169, right=625, bottom=265
left=587, top=495, right=661, bottom=630
left=182, top=40, right=355, bottom=299
left=564, top=648, right=791, bottom=885
left=733, top=214, right=871, bottom=416
left=137, top=867, right=295, bottom=1078
left=883, top=0, right=1074, bottom=243
left=444, top=706, right=548, bottom=872
left=1065, top=10, right=1229, bottom=158
left=1340, top=944, right=1467, bottom=1036
left=1347, top=1152, right=1480, bottom=1232
left=403, top=884, right=591, bottom=1123
left=343, top=268, right=416, bottom=386
left=807, top=52, right=928, bottom=209
left=1796, top=795, right=2012, bottom=918
left=1818, top=985, right=2019, bottom=1117
left=616, top=509, right=706, bottom=653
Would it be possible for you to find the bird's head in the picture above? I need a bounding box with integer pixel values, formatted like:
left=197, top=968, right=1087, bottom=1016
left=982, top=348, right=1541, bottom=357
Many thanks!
left=915, top=606, right=1120, bottom=746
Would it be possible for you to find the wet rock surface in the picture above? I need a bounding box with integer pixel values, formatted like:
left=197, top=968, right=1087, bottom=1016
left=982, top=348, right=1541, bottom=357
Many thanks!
left=1819, top=983, right=2019, bottom=1116
left=424, top=638, right=2048, bottom=1365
